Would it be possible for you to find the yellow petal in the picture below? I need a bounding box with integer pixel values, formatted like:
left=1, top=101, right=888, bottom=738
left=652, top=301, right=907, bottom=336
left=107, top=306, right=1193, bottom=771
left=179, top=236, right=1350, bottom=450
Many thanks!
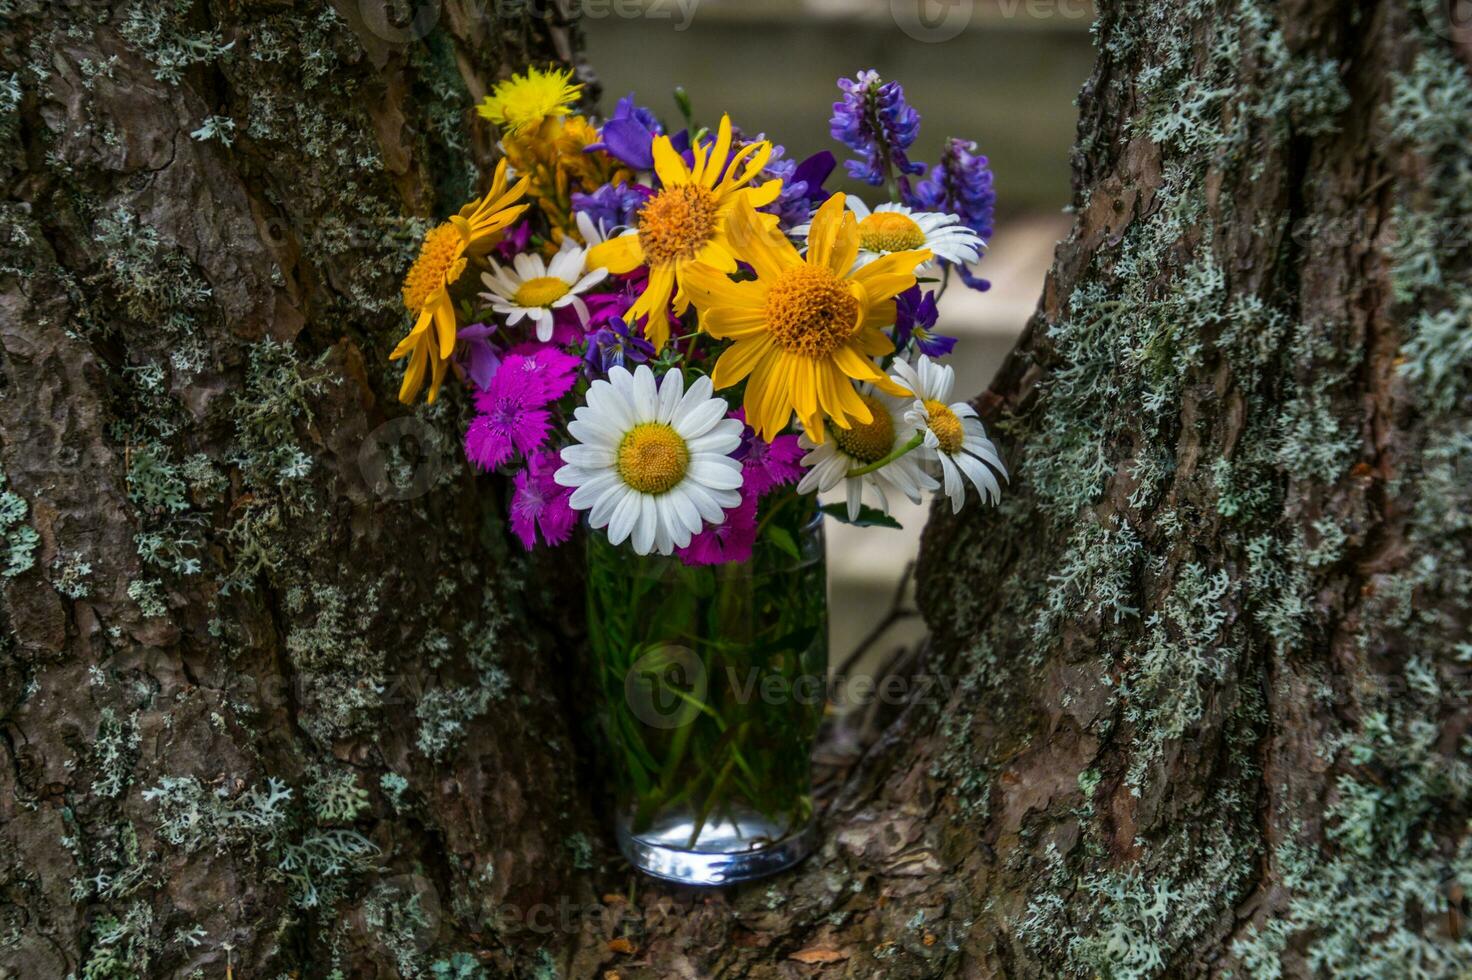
left=652, top=135, right=691, bottom=186
left=682, top=259, right=764, bottom=311
left=822, top=362, right=874, bottom=426
left=426, top=348, right=449, bottom=403
left=431, top=293, right=458, bottom=360
left=712, top=335, right=774, bottom=389
left=587, top=233, right=645, bottom=275
left=805, top=193, right=848, bottom=274
left=850, top=249, right=933, bottom=300
left=725, top=197, right=800, bottom=281
left=398, top=341, right=428, bottom=404
left=831, top=344, right=887, bottom=385
left=743, top=178, right=784, bottom=209
left=703, top=114, right=733, bottom=188
left=632, top=263, right=676, bottom=350
left=851, top=324, right=896, bottom=357
left=391, top=309, right=434, bottom=360
left=693, top=237, right=738, bottom=273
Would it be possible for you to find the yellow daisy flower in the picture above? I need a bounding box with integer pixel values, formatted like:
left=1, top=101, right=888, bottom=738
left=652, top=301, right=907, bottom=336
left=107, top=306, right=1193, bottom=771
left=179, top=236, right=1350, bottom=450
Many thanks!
left=585, top=114, right=782, bottom=352
left=476, top=65, right=582, bottom=136
left=682, top=192, right=931, bottom=443
left=392, top=159, right=530, bottom=404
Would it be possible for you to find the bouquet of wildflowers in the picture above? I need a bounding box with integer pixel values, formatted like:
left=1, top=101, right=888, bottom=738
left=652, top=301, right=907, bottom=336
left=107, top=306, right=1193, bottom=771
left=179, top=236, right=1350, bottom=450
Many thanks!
left=391, top=66, right=1007, bottom=561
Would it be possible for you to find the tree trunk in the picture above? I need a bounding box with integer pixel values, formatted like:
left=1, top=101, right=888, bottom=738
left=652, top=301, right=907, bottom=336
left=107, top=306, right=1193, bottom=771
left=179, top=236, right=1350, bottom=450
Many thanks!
left=0, top=2, right=607, bottom=977
left=3, top=1, right=1470, bottom=978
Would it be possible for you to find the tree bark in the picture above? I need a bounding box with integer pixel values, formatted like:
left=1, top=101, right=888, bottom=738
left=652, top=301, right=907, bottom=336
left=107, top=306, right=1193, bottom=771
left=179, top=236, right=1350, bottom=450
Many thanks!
left=0, top=2, right=607, bottom=977
left=3, top=0, right=1471, bottom=978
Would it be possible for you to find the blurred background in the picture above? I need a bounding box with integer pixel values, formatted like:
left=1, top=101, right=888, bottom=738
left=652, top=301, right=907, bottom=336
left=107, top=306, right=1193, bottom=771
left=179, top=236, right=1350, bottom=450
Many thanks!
left=584, top=0, right=1096, bottom=680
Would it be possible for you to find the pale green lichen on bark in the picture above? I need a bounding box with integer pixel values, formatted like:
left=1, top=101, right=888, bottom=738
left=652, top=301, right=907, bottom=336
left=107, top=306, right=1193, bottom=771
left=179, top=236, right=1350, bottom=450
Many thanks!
left=0, top=0, right=568, bottom=973
left=921, top=0, right=1469, bottom=975
left=1227, top=10, right=1472, bottom=974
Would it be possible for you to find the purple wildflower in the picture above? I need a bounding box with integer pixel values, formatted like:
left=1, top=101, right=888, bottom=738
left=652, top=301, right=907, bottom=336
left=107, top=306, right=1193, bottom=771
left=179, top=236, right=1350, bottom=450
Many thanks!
left=587, top=94, right=663, bottom=170
left=456, top=323, right=501, bottom=390
left=495, top=221, right=532, bottom=261
left=510, top=449, right=576, bottom=550
left=571, top=181, right=651, bottom=235
left=894, top=286, right=958, bottom=357
left=585, top=317, right=655, bottom=377
left=830, top=70, right=925, bottom=189
left=907, top=138, right=995, bottom=291
left=762, top=148, right=836, bottom=229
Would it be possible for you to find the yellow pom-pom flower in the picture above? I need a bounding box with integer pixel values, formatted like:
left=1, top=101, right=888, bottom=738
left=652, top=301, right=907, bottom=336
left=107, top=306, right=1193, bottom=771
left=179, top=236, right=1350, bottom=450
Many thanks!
left=391, top=159, right=530, bottom=404
left=477, top=66, right=583, bottom=136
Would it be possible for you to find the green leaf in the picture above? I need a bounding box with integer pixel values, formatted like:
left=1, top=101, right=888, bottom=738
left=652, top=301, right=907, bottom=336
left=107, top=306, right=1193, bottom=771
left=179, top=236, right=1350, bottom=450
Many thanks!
left=819, top=503, right=903, bottom=529
left=766, top=525, right=800, bottom=560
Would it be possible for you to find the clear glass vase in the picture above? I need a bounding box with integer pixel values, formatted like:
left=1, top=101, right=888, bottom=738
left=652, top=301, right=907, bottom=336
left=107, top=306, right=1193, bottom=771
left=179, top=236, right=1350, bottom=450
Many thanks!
left=585, top=490, right=827, bottom=885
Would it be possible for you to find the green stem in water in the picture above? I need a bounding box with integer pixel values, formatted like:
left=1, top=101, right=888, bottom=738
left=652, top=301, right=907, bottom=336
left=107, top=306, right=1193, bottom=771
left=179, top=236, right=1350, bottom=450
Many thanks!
left=846, top=431, right=925, bottom=479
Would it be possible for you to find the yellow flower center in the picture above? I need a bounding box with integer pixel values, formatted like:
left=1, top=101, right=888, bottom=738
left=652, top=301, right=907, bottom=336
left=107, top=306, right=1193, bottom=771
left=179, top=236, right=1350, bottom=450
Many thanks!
left=763, top=266, right=861, bottom=359
left=513, top=276, right=572, bottom=309
left=924, top=400, right=965, bottom=455
left=617, top=423, right=690, bottom=495
left=402, top=222, right=465, bottom=313
left=833, top=395, right=896, bottom=464
left=857, top=212, right=927, bottom=253
left=638, top=185, right=719, bottom=267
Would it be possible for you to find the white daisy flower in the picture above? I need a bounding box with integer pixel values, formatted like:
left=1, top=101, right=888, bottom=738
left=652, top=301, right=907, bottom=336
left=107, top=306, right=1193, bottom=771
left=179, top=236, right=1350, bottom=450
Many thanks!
left=890, top=355, right=1007, bottom=514
left=796, top=385, right=937, bottom=521
left=555, top=364, right=746, bottom=556
left=791, top=198, right=983, bottom=270
left=481, top=243, right=608, bottom=342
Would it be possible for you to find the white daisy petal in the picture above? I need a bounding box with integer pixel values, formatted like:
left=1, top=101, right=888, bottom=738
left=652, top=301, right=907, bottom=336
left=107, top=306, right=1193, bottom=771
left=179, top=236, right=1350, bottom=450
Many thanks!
left=608, top=490, right=641, bottom=546
left=560, top=444, right=616, bottom=469
left=687, top=458, right=744, bottom=491
left=673, top=397, right=727, bottom=439
left=630, top=365, right=659, bottom=421
left=632, top=495, right=657, bottom=555
left=656, top=367, right=684, bottom=423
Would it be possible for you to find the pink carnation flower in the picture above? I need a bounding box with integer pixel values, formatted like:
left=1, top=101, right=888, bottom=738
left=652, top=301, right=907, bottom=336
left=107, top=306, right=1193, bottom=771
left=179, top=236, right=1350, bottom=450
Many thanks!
left=497, top=346, right=582, bottom=403
left=676, top=492, right=759, bottom=566
left=465, top=385, right=550, bottom=472
left=732, top=409, right=804, bottom=497
left=510, top=450, right=576, bottom=549
left=464, top=346, right=582, bottom=471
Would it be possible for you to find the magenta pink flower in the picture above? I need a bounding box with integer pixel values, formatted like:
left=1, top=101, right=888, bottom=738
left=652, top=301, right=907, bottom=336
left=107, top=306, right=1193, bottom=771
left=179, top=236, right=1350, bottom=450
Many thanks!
left=676, top=492, right=759, bottom=566
left=732, top=409, right=804, bottom=497
left=497, top=346, right=582, bottom=403
left=465, top=385, right=550, bottom=471
left=465, top=347, right=582, bottom=471
left=510, top=450, right=576, bottom=549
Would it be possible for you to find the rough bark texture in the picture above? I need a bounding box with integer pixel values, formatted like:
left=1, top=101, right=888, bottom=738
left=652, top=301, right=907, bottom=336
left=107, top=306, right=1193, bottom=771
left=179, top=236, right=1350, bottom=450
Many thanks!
left=3, top=0, right=1471, bottom=978
left=0, top=2, right=606, bottom=977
